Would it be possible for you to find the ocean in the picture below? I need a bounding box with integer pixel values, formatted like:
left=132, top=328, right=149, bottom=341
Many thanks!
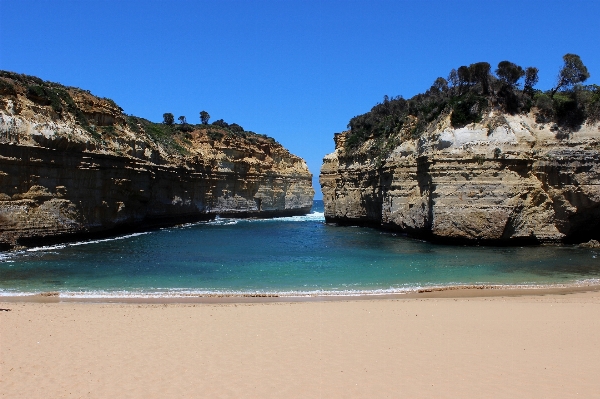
left=1, top=200, right=599, bottom=298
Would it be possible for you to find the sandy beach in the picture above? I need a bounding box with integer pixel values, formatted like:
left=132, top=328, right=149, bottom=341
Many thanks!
left=1, top=289, right=600, bottom=398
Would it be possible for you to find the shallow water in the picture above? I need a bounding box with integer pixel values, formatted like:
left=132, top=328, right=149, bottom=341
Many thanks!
left=1, top=201, right=599, bottom=297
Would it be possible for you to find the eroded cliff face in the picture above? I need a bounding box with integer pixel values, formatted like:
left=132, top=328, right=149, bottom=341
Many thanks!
left=320, top=112, right=600, bottom=244
left=0, top=73, right=313, bottom=248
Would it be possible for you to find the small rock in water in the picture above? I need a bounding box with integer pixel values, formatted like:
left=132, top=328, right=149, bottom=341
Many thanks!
left=579, top=239, right=600, bottom=248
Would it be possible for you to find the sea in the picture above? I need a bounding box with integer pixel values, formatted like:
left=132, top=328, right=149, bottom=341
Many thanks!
left=1, top=200, right=600, bottom=298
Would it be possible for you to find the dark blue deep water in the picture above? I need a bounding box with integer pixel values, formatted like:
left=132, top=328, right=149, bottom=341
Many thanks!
left=1, top=200, right=600, bottom=297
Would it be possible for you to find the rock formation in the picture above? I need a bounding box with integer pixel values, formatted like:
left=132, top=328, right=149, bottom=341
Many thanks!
left=320, top=112, right=600, bottom=244
left=0, top=72, right=313, bottom=249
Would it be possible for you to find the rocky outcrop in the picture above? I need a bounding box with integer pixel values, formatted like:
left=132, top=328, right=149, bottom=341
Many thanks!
left=320, top=112, right=600, bottom=244
left=0, top=72, right=313, bottom=248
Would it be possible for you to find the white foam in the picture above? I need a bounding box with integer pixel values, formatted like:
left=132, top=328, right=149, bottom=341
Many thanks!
left=26, top=244, right=66, bottom=252
left=207, top=217, right=239, bottom=226
left=16, top=232, right=151, bottom=256
left=68, top=232, right=149, bottom=246
left=247, top=212, right=325, bottom=223
left=274, top=212, right=325, bottom=222
left=4, top=278, right=598, bottom=300
left=0, top=291, right=33, bottom=297
left=199, top=211, right=325, bottom=227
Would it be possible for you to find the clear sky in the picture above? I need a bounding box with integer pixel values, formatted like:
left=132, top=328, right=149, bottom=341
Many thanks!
left=1, top=0, right=599, bottom=199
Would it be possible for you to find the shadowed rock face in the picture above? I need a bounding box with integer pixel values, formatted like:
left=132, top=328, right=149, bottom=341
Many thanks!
left=320, top=113, right=600, bottom=244
left=0, top=73, right=313, bottom=248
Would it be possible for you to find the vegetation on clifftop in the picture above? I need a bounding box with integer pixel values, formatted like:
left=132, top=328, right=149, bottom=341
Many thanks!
left=0, top=70, right=279, bottom=156
left=344, top=54, right=600, bottom=154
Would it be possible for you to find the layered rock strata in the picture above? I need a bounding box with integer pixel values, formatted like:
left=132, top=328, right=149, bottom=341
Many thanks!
left=0, top=73, right=313, bottom=248
left=320, top=113, right=600, bottom=244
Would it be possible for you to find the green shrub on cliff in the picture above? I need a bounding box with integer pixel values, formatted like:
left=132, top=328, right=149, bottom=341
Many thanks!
left=24, top=82, right=90, bottom=129
left=0, top=78, right=16, bottom=96
left=583, top=84, right=600, bottom=123
left=207, top=129, right=224, bottom=141
left=126, top=115, right=142, bottom=133
left=27, top=85, right=64, bottom=113
left=138, top=118, right=187, bottom=155
left=449, top=93, right=487, bottom=126
left=102, top=97, right=120, bottom=110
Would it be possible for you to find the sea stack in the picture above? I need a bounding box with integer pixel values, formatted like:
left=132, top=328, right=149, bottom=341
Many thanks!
left=0, top=71, right=314, bottom=249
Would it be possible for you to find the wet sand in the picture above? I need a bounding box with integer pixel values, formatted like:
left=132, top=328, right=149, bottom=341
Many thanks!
left=1, top=287, right=600, bottom=398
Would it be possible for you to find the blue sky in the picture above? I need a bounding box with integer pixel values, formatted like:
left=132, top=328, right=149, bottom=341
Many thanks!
left=1, top=0, right=599, bottom=199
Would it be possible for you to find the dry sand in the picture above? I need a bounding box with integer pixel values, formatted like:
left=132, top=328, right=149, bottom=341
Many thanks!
left=1, top=289, right=600, bottom=398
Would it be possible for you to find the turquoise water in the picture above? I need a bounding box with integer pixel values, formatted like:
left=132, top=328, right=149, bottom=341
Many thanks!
left=1, top=200, right=600, bottom=297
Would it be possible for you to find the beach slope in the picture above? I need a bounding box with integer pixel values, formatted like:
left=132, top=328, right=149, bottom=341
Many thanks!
left=1, top=291, right=600, bottom=398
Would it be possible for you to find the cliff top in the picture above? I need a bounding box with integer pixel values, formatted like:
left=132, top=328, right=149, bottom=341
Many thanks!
left=342, top=55, right=600, bottom=158
left=0, top=70, right=310, bottom=175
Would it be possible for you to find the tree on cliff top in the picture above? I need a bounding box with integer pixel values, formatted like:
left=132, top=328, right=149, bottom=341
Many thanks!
left=455, top=62, right=491, bottom=94
left=430, top=77, right=448, bottom=93
left=200, top=110, right=210, bottom=125
left=496, top=61, right=525, bottom=87
left=469, top=62, right=491, bottom=95
left=523, top=67, right=539, bottom=96
left=163, top=113, right=174, bottom=125
left=551, top=53, right=590, bottom=97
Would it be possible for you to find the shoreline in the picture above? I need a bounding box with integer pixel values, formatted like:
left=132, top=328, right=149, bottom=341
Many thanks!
left=2, top=282, right=599, bottom=304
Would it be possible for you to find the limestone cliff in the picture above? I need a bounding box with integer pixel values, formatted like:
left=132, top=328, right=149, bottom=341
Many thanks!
left=0, top=72, right=314, bottom=248
left=320, top=112, right=600, bottom=244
